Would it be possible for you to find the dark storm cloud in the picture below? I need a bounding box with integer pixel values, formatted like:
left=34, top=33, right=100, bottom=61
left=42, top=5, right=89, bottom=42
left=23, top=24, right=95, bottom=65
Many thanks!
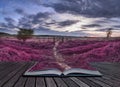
left=18, top=17, right=32, bottom=28
left=15, top=8, right=25, bottom=15
left=45, top=22, right=56, bottom=25
left=34, top=12, right=49, bottom=19
left=4, top=17, right=15, bottom=23
left=0, top=28, right=14, bottom=34
left=7, top=23, right=15, bottom=28
left=82, top=24, right=101, bottom=28
left=0, top=22, right=16, bottom=34
left=3, top=17, right=16, bottom=28
left=18, top=12, right=50, bottom=28
left=32, top=12, right=50, bottom=24
left=58, top=20, right=79, bottom=27
left=44, top=0, right=120, bottom=17
left=0, top=23, right=7, bottom=28
left=114, top=25, right=120, bottom=28
left=49, top=3, right=81, bottom=14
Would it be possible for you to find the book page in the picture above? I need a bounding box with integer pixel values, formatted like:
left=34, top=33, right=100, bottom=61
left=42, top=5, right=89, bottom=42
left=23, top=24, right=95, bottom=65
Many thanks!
left=24, top=62, right=64, bottom=75
left=25, top=68, right=62, bottom=76
left=63, top=68, right=102, bottom=76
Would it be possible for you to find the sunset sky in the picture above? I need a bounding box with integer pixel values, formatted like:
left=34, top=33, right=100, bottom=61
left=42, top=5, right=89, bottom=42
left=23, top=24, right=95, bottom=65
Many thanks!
left=0, top=0, right=120, bottom=37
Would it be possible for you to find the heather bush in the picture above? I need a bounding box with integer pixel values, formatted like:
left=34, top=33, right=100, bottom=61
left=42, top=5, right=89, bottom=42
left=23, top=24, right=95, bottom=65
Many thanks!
left=59, top=42, right=108, bottom=55
left=0, top=38, right=120, bottom=70
left=60, top=40, right=120, bottom=65
left=0, top=39, right=55, bottom=62
left=30, top=61, right=63, bottom=71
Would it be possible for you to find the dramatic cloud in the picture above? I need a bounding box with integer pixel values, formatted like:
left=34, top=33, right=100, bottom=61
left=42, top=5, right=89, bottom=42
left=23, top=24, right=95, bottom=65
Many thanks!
left=4, top=17, right=16, bottom=28
left=0, top=23, right=7, bottom=28
left=114, top=25, right=120, bottom=28
left=82, top=24, right=101, bottom=28
left=4, top=17, right=15, bottom=23
left=0, top=28, right=14, bottom=34
left=44, top=0, right=120, bottom=17
left=57, top=20, right=79, bottom=27
left=15, top=8, right=26, bottom=15
left=32, top=12, right=50, bottom=24
left=0, top=22, right=18, bottom=34
left=18, top=12, right=51, bottom=29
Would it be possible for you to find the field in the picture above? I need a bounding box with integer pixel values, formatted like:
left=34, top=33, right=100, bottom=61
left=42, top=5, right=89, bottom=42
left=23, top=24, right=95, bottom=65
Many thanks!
left=0, top=37, right=120, bottom=70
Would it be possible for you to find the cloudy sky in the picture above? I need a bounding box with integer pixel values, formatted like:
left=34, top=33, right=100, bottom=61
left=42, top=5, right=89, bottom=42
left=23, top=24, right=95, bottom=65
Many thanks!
left=0, top=0, right=120, bottom=37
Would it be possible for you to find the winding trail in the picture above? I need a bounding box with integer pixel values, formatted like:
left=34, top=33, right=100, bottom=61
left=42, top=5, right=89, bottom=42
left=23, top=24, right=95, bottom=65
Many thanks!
left=53, top=41, right=71, bottom=70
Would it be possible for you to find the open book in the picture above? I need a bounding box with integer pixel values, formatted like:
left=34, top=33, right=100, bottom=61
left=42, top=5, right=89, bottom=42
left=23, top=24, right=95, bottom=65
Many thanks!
left=24, top=62, right=102, bottom=76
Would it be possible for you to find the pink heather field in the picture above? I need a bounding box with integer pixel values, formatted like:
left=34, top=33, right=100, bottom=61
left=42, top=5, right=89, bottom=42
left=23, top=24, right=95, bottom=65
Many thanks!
left=0, top=37, right=120, bottom=71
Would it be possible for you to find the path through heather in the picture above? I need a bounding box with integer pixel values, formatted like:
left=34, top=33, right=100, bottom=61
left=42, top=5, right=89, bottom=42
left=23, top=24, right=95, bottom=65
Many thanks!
left=53, top=41, right=71, bottom=70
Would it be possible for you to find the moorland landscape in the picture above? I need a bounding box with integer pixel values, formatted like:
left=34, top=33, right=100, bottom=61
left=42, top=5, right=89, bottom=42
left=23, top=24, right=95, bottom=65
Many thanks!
left=0, top=30, right=120, bottom=71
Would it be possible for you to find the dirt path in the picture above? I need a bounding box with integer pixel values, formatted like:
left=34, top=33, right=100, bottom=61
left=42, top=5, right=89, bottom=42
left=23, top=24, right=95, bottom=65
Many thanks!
left=53, top=41, right=71, bottom=70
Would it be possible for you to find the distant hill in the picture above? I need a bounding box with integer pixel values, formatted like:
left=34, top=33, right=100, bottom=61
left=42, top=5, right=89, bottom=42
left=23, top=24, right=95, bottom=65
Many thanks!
left=0, top=32, right=10, bottom=36
left=35, top=35, right=80, bottom=38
